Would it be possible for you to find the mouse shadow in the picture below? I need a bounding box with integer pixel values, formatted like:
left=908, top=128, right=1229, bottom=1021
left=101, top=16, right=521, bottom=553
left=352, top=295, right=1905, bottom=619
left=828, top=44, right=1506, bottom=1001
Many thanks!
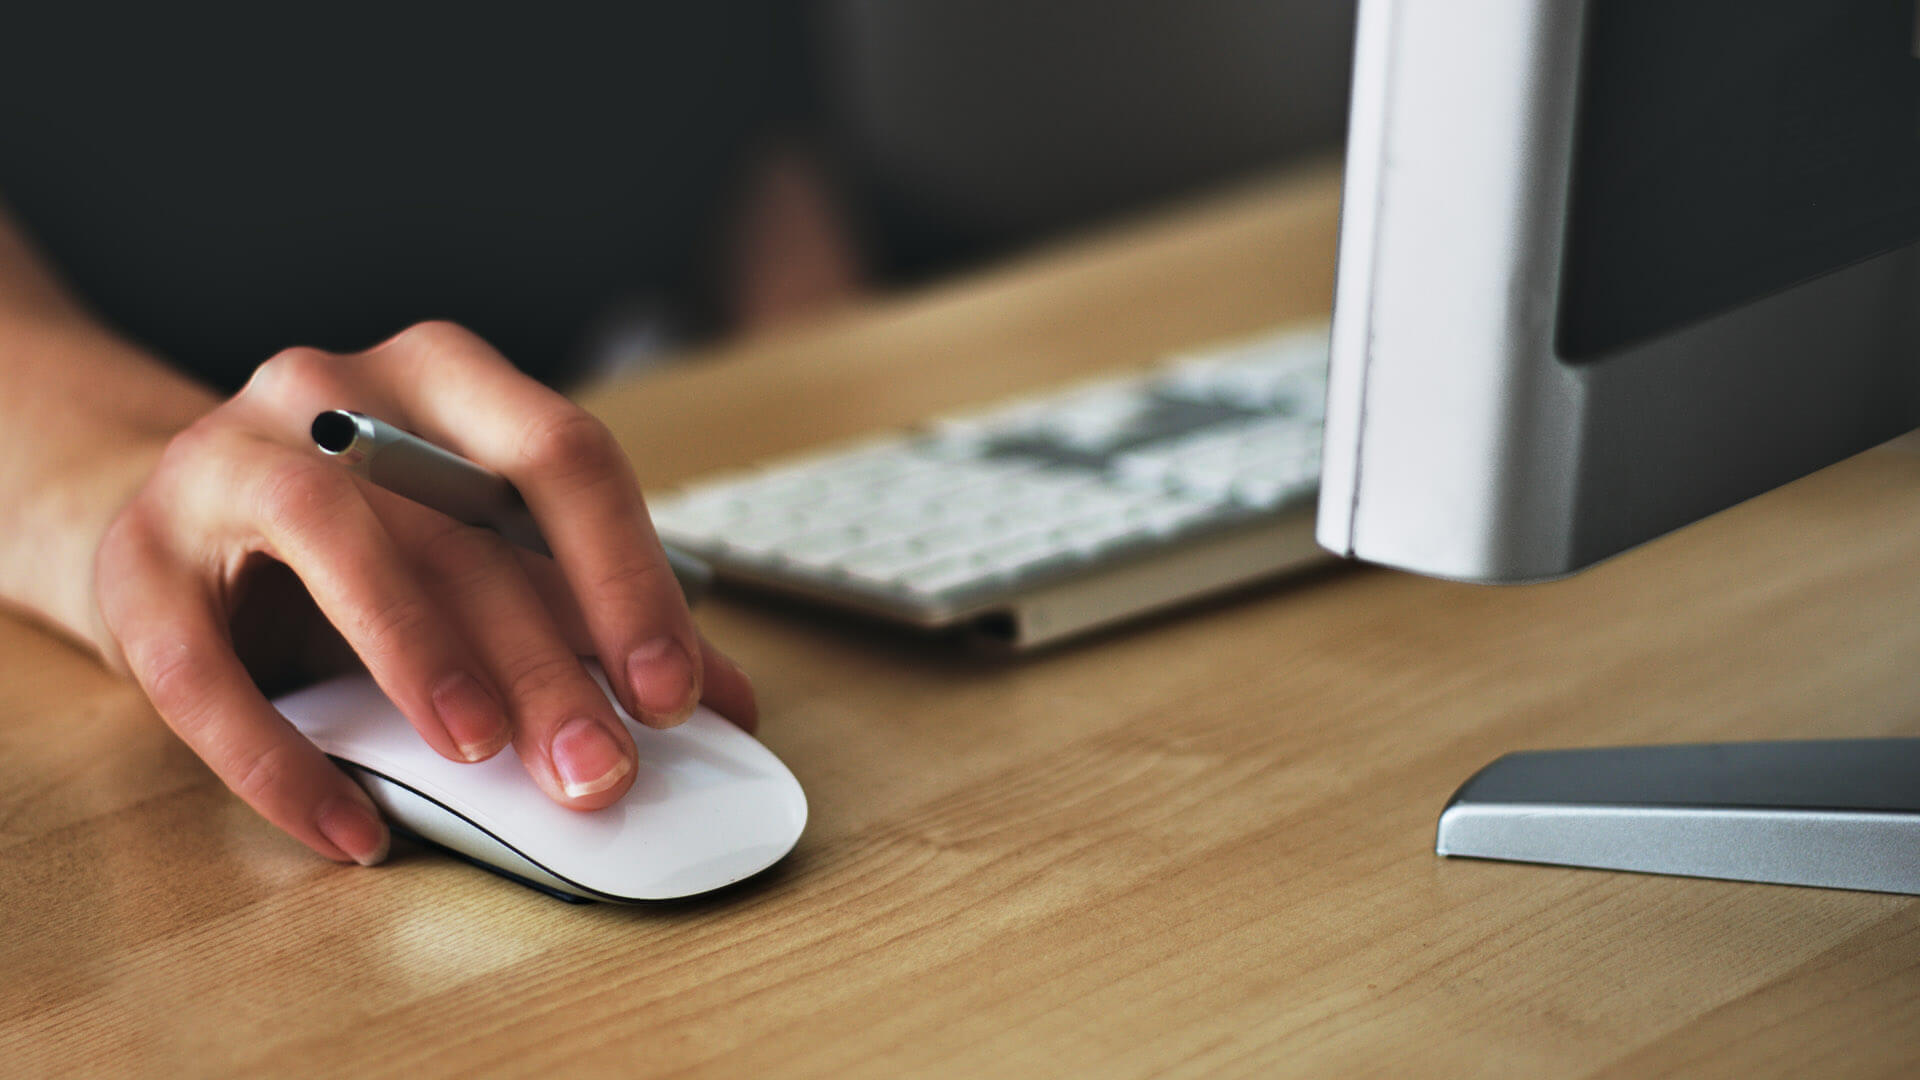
left=387, top=832, right=813, bottom=914
left=628, top=844, right=810, bottom=917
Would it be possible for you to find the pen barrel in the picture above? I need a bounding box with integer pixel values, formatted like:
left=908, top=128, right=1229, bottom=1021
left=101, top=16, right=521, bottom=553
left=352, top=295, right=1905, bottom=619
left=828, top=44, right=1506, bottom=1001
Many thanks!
left=316, top=411, right=552, bottom=557
left=363, top=431, right=553, bottom=558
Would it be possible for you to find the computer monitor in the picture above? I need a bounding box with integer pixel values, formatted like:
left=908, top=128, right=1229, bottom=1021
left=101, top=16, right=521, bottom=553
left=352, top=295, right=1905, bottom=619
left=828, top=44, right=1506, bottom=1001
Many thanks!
left=1317, top=1, right=1920, bottom=892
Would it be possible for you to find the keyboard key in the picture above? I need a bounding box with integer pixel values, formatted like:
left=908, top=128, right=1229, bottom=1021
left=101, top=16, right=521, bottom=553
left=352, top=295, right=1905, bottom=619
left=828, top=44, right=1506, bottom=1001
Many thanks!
left=834, top=539, right=935, bottom=583
left=899, top=555, right=990, bottom=598
left=774, top=526, right=873, bottom=570
left=1230, top=477, right=1309, bottom=510
left=1113, top=450, right=1179, bottom=489
left=649, top=502, right=737, bottom=544
left=904, top=518, right=1000, bottom=555
left=1130, top=495, right=1227, bottom=537
left=719, top=525, right=803, bottom=560
left=969, top=533, right=1064, bottom=577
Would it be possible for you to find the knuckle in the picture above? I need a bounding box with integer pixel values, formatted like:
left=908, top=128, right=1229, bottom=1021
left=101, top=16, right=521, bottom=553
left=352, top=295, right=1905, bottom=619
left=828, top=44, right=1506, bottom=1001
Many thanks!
left=137, top=641, right=220, bottom=735
left=253, top=457, right=355, bottom=536
left=417, top=522, right=514, bottom=592
left=519, top=407, right=620, bottom=480
left=243, top=346, right=340, bottom=405
left=93, top=513, right=165, bottom=627
left=229, top=740, right=303, bottom=807
left=503, top=650, right=592, bottom=708
left=346, top=592, right=439, bottom=665
left=387, top=319, right=477, bottom=355
left=149, top=420, right=250, bottom=510
left=154, top=414, right=228, bottom=474
left=592, top=555, right=672, bottom=600
left=94, top=502, right=160, bottom=578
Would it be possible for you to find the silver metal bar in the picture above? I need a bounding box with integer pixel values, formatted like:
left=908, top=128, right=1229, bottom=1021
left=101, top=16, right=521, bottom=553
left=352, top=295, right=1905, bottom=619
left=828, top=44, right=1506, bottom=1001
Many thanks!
left=1436, top=740, right=1920, bottom=894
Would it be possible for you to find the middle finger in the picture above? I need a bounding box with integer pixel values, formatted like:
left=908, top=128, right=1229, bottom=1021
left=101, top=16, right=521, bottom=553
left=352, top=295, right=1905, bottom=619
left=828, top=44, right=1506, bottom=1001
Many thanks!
left=380, top=496, right=639, bottom=809
left=352, top=323, right=704, bottom=730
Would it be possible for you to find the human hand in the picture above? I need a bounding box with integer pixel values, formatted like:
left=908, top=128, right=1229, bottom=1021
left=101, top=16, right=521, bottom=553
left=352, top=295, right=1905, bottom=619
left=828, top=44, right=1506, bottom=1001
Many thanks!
left=94, top=321, right=756, bottom=867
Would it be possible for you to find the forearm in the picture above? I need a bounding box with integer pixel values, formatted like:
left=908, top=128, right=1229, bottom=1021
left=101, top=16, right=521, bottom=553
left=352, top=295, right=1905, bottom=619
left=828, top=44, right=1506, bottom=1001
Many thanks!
left=0, top=206, right=218, bottom=657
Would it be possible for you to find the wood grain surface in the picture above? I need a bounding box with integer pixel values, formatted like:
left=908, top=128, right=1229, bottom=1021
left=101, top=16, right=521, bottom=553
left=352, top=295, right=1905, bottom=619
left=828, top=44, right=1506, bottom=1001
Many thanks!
left=4, top=161, right=1918, bottom=1078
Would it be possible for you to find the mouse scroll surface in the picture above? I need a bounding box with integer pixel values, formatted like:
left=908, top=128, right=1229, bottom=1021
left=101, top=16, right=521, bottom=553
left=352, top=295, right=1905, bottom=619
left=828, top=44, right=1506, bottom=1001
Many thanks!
left=273, top=667, right=807, bottom=902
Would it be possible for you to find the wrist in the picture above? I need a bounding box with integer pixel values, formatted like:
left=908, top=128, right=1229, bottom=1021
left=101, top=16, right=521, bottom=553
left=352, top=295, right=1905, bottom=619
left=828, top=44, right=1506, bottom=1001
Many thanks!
left=0, top=328, right=214, bottom=661
left=17, top=436, right=170, bottom=662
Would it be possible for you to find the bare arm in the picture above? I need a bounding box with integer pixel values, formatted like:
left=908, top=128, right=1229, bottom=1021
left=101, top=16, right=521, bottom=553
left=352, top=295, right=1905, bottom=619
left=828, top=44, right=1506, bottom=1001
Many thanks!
left=0, top=206, right=217, bottom=657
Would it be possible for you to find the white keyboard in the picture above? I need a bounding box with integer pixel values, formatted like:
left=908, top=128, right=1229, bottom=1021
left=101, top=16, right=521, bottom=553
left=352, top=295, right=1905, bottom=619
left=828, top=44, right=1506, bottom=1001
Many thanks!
left=649, top=321, right=1332, bottom=648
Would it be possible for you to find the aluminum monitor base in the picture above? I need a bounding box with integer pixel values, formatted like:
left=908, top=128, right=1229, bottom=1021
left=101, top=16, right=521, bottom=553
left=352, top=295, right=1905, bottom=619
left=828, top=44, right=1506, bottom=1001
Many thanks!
left=1437, top=740, right=1920, bottom=894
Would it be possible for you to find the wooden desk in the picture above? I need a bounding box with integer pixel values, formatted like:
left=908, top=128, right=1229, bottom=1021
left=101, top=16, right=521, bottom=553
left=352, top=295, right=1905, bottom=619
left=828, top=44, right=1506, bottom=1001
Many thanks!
left=6, top=161, right=1919, bottom=1078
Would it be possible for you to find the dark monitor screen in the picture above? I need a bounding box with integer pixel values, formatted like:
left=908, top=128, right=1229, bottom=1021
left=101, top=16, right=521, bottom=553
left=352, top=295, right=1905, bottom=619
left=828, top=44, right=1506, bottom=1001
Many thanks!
left=1556, top=0, right=1920, bottom=361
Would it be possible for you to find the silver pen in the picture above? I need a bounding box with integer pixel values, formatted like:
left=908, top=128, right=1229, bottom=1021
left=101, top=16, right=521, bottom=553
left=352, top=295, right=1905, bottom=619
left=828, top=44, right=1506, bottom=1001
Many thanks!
left=311, top=409, right=712, bottom=603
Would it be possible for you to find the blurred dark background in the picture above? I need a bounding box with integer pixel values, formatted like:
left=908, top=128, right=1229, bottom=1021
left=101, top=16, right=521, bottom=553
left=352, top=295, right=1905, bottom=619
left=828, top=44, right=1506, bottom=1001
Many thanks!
left=0, top=1, right=1355, bottom=391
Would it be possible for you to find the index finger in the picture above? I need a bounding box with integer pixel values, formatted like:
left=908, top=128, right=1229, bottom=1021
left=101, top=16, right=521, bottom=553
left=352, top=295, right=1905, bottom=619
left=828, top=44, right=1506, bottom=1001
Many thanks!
left=351, top=322, right=702, bottom=729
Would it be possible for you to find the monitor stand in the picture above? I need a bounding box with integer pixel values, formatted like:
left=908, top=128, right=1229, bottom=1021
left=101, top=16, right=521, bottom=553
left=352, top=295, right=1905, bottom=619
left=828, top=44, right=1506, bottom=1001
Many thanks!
left=1436, top=739, right=1920, bottom=894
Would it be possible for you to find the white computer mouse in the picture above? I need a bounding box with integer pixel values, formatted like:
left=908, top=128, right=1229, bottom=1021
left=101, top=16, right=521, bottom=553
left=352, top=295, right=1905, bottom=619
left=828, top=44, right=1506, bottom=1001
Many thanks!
left=273, top=665, right=806, bottom=902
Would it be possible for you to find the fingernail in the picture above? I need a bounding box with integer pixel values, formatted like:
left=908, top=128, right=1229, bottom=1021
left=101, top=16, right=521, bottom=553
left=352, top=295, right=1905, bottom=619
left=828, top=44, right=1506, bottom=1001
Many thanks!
left=551, top=716, right=633, bottom=799
left=317, top=790, right=389, bottom=867
left=432, top=672, right=510, bottom=762
left=627, top=637, right=698, bottom=727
